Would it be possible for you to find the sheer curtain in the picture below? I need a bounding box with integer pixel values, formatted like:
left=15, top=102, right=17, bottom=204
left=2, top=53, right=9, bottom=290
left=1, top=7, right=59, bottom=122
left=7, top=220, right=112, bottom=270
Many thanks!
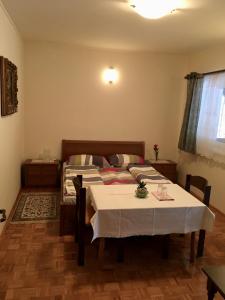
left=196, top=72, right=225, bottom=163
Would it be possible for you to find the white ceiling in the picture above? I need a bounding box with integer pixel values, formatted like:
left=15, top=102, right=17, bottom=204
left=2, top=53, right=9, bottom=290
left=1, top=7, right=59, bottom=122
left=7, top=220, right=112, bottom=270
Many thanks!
left=2, top=0, right=225, bottom=53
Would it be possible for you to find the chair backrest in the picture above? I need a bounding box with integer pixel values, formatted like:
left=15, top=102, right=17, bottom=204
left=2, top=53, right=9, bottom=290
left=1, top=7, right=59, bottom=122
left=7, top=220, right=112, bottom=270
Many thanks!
left=73, top=175, right=86, bottom=227
left=72, top=176, right=87, bottom=266
left=73, top=175, right=82, bottom=192
left=185, top=174, right=211, bottom=207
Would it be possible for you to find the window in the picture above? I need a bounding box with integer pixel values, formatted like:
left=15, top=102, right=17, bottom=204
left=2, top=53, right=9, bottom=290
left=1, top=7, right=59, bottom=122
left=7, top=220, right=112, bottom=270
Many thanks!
left=196, top=72, right=225, bottom=163
left=217, top=91, right=225, bottom=141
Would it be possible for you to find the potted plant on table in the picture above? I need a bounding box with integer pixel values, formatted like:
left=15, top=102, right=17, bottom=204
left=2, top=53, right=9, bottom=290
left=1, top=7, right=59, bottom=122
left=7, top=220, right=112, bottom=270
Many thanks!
left=136, top=181, right=148, bottom=198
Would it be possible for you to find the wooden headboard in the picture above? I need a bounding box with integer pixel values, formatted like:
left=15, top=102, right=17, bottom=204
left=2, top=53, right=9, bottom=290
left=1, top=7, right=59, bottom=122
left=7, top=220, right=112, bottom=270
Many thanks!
left=61, top=140, right=145, bottom=162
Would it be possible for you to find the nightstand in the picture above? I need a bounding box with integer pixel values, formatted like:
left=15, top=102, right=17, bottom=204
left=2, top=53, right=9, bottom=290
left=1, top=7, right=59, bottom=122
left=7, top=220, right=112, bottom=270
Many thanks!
left=148, top=160, right=177, bottom=183
left=21, top=159, right=60, bottom=187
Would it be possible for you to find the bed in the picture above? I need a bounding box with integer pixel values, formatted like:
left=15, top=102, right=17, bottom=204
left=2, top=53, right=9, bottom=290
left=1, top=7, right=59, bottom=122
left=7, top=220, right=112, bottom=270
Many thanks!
left=59, top=139, right=170, bottom=235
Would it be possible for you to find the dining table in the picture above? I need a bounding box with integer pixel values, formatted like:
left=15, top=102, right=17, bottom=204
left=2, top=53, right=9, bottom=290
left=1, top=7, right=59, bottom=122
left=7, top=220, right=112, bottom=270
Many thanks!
left=89, top=184, right=215, bottom=243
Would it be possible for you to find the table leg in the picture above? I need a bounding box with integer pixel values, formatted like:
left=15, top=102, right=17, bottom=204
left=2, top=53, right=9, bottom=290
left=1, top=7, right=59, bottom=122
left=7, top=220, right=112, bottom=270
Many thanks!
left=162, top=234, right=170, bottom=259
left=190, top=232, right=195, bottom=263
left=207, top=278, right=217, bottom=300
left=98, top=238, right=105, bottom=263
left=116, top=238, right=124, bottom=263
left=197, top=229, right=205, bottom=257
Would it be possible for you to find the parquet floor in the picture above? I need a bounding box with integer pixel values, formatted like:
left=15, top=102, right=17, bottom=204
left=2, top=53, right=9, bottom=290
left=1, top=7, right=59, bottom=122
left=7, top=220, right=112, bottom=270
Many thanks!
left=0, top=193, right=225, bottom=300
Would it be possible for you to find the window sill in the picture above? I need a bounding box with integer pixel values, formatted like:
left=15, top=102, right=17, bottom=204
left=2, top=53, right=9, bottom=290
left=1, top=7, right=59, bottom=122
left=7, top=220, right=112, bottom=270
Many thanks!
left=216, top=138, right=225, bottom=143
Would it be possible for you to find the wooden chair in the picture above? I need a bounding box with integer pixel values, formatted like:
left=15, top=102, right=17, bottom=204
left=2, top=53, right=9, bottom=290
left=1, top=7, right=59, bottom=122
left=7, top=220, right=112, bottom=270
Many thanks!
left=185, top=174, right=211, bottom=262
left=202, top=265, right=225, bottom=300
left=73, top=176, right=95, bottom=266
left=73, top=175, right=82, bottom=243
left=73, top=175, right=125, bottom=266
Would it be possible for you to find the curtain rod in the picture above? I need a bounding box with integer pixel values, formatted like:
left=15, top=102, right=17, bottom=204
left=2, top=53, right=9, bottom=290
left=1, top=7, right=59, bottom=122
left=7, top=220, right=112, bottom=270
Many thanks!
left=203, top=69, right=225, bottom=75
left=185, top=69, right=225, bottom=79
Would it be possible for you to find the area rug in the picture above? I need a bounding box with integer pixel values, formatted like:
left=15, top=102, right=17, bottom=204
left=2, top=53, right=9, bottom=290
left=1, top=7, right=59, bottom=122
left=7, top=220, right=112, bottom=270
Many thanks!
left=11, top=192, right=60, bottom=223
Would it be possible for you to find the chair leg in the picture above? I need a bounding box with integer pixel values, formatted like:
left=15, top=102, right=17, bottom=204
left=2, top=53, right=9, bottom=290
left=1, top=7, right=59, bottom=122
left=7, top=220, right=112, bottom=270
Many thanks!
left=59, top=219, right=64, bottom=236
left=162, top=234, right=170, bottom=259
left=59, top=205, right=64, bottom=236
left=190, top=232, right=195, bottom=263
left=74, top=205, right=78, bottom=243
left=197, top=229, right=205, bottom=257
left=78, top=235, right=85, bottom=266
left=77, top=214, right=85, bottom=266
left=77, top=187, right=86, bottom=266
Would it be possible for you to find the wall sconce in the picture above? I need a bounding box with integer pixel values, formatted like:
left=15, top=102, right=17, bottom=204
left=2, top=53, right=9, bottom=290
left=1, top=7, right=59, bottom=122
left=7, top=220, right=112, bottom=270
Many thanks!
left=102, top=67, right=119, bottom=84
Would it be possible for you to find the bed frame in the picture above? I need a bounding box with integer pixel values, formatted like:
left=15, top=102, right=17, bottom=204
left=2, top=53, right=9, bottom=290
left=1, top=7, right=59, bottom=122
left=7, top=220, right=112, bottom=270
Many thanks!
left=60, top=140, right=145, bottom=235
left=61, top=140, right=145, bottom=162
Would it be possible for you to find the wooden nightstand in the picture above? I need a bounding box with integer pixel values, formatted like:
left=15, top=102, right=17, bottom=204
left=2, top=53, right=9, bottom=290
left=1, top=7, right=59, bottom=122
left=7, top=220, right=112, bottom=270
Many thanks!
left=21, top=159, right=60, bottom=187
left=148, top=160, right=177, bottom=183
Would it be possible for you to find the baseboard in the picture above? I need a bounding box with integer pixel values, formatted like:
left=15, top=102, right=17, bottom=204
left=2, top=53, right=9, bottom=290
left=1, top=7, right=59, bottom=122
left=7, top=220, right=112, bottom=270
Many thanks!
left=0, top=188, right=22, bottom=236
left=210, top=205, right=225, bottom=217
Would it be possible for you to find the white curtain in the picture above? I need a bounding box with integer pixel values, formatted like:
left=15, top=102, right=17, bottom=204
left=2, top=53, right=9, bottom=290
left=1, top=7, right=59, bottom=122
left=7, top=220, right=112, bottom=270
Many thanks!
left=196, top=72, right=225, bottom=163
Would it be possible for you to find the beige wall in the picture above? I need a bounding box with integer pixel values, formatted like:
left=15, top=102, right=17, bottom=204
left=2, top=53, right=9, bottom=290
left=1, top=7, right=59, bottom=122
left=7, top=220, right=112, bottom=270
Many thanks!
left=0, top=2, right=24, bottom=234
left=1, top=0, right=224, bottom=233
left=178, top=44, right=225, bottom=213
left=24, top=41, right=187, bottom=162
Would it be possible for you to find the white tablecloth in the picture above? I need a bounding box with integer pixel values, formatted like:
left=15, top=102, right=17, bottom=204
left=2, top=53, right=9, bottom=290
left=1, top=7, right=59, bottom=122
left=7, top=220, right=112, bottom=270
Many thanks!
left=90, top=184, right=215, bottom=241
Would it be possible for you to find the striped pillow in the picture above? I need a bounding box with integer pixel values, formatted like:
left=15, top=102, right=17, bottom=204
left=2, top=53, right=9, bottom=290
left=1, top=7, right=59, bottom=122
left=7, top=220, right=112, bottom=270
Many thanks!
left=68, top=154, right=110, bottom=168
left=108, top=154, right=144, bottom=167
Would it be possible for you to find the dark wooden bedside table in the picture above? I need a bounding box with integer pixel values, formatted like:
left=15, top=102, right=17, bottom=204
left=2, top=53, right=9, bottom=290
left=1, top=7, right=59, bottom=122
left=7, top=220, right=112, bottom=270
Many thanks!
left=21, top=159, right=60, bottom=187
left=148, top=159, right=177, bottom=183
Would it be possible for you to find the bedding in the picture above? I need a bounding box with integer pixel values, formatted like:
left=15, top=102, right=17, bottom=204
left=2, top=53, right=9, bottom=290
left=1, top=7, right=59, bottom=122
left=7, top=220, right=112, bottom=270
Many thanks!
left=62, top=162, right=171, bottom=205
left=108, top=154, right=144, bottom=167
left=128, top=165, right=172, bottom=184
left=63, top=164, right=103, bottom=204
left=68, top=154, right=110, bottom=168
left=99, top=167, right=137, bottom=185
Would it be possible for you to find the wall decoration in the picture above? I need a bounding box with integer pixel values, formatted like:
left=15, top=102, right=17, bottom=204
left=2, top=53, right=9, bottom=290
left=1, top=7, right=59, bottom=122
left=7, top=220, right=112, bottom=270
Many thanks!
left=0, top=56, right=18, bottom=116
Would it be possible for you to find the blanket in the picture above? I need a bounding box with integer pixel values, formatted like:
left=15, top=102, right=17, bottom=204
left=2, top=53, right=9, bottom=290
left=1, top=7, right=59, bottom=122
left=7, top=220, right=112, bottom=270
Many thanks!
left=64, top=165, right=103, bottom=196
left=99, top=167, right=137, bottom=185
left=128, top=165, right=171, bottom=184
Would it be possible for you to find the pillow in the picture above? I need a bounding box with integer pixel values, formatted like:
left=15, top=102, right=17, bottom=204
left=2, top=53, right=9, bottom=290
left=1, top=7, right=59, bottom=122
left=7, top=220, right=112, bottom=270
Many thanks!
left=68, top=154, right=110, bottom=168
left=108, top=154, right=144, bottom=167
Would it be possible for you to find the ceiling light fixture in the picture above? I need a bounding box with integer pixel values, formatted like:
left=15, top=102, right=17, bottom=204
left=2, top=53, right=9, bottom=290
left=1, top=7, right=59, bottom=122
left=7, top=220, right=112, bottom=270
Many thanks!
left=130, top=0, right=180, bottom=19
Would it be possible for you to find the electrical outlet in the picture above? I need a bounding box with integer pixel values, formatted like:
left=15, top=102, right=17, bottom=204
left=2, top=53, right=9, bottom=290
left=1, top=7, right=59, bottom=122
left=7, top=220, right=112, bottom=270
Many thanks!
left=0, top=209, right=6, bottom=222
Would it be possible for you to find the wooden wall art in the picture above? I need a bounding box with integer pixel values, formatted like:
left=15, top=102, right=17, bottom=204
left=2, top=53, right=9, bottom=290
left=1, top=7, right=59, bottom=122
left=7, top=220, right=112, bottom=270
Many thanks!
left=0, top=56, right=18, bottom=116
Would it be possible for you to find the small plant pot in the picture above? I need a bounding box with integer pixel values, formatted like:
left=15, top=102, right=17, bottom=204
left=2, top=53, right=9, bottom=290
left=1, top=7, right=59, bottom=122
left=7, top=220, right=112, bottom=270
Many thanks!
left=136, top=188, right=148, bottom=198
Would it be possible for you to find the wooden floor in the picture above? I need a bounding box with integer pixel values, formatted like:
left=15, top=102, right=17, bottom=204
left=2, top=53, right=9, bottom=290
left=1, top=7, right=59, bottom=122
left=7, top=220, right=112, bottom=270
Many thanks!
left=0, top=196, right=225, bottom=300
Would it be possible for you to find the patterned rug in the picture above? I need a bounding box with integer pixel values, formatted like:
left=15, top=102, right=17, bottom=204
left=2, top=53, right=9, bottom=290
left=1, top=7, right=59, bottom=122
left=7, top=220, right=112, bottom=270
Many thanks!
left=11, top=192, right=59, bottom=223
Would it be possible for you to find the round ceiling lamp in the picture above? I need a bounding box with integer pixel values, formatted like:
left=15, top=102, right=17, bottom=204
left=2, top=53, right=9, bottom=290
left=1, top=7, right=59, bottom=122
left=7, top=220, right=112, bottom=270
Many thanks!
left=130, top=0, right=181, bottom=19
